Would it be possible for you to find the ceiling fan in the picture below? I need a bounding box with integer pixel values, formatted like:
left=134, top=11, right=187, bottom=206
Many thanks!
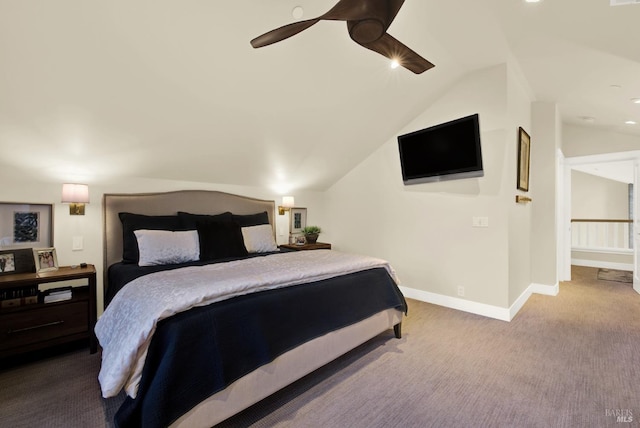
left=250, top=0, right=434, bottom=74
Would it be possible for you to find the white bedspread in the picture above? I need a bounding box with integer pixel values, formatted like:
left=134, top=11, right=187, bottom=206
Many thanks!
left=95, top=250, right=399, bottom=398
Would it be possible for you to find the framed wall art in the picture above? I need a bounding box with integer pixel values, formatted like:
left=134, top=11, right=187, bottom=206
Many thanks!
left=33, top=247, right=59, bottom=272
left=517, top=127, right=531, bottom=192
left=289, top=207, right=307, bottom=235
left=0, top=202, right=53, bottom=250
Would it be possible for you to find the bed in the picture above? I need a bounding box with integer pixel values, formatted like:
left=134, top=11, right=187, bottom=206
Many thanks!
left=98, top=190, right=406, bottom=428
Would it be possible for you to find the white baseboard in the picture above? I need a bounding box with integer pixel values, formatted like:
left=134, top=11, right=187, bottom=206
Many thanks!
left=571, top=258, right=633, bottom=271
left=508, top=282, right=559, bottom=320
left=530, top=282, right=559, bottom=296
left=399, top=286, right=511, bottom=321
left=400, top=282, right=559, bottom=323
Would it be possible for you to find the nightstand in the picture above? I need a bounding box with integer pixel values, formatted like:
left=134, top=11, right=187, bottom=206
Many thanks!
left=279, top=242, right=332, bottom=251
left=0, top=265, right=97, bottom=358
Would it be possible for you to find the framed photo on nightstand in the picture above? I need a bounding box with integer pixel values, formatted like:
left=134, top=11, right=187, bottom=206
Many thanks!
left=33, top=247, right=58, bottom=272
left=0, top=251, right=16, bottom=274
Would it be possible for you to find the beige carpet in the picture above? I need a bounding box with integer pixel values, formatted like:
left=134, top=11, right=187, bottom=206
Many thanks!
left=1, top=265, right=638, bottom=428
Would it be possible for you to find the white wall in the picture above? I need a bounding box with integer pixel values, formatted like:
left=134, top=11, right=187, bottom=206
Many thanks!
left=529, top=102, right=561, bottom=289
left=506, top=67, right=534, bottom=306
left=571, top=170, right=629, bottom=219
left=326, top=64, right=534, bottom=312
left=563, top=125, right=640, bottom=158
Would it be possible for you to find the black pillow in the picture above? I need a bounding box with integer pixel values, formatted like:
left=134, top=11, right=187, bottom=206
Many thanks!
left=177, top=211, right=233, bottom=229
left=196, top=220, right=248, bottom=261
left=231, top=211, right=269, bottom=227
left=119, top=213, right=185, bottom=264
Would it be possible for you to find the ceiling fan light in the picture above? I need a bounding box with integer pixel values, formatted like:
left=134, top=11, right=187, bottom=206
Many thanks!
left=390, top=59, right=400, bottom=69
left=632, top=98, right=640, bottom=104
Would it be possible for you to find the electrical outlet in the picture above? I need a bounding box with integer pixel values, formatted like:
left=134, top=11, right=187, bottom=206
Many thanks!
left=457, top=286, right=465, bottom=297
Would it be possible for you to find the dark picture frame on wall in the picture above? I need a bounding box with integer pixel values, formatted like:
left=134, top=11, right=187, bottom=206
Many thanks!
left=517, top=127, right=531, bottom=192
left=289, top=207, right=307, bottom=235
left=0, top=202, right=53, bottom=250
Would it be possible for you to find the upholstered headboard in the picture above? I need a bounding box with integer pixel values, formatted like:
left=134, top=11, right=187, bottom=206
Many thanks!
left=103, top=189, right=275, bottom=274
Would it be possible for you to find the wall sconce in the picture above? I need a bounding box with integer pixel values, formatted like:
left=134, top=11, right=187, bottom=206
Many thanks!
left=62, top=183, right=90, bottom=215
left=278, top=196, right=295, bottom=215
left=515, top=195, right=532, bottom=204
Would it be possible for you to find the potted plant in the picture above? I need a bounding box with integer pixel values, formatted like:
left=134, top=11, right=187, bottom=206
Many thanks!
left=301, top=226, right=322, bottom=244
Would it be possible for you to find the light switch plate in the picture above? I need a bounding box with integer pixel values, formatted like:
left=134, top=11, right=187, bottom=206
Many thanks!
left=472, top=217, right=489, bottom=228
left=72, top=236, right=83, bottom=251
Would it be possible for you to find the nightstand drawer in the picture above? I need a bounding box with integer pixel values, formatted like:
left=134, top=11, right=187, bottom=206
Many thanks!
left=0, top=301, right=88, bottom=351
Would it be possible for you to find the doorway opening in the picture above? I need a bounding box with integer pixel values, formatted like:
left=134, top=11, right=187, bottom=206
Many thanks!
left=560, top=151, right=640, bottom=295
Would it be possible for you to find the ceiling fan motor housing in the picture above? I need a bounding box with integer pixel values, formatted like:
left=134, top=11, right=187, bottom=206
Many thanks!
left=346, top=2, right=390, bottom=44
left=348, top=19, right=386, bottom=43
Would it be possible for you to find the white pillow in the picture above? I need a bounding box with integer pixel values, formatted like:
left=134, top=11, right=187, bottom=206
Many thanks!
left=241, top=224, right=278, bottom=253
left=134, top=229, right=200, bottom=266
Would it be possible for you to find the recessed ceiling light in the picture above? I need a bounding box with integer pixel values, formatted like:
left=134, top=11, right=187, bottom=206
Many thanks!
left=579, top=116, right=596, bottom=123
left=390, top=59, right=400, bottom=69
left=610, top=84, right=622, bottom=89
left=292, top=6, right=303, bottom=19
left=525, top=0, right=541, bottom=3
left=625, top=120, right=637, bottom=125
left=632, top=98, right=640, bottom=104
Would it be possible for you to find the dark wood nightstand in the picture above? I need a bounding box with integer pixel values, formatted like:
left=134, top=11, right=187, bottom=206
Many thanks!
left=279, top=242, right=332, bottom=251
left=0, top=264, right=97, bottom=358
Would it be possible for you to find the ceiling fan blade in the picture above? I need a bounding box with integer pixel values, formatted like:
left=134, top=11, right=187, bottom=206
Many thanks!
left=358, top=33, right=434, bottom=74
left=321, top=0, right=388, bottom=21
left=387, top=0, right=406, bottom=26
left=251, top=19, right=320, bottom=48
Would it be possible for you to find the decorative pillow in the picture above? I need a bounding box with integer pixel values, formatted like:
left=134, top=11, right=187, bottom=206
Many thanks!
left=241, top=224, right=278, bottom=253
left=134, top=229, right=200, bottom=266
left=196, top=220, right=248, bottom=261
left=178, top=211, right=233, bottom=229
left=119, top=213, right=185, bottom=263
left=232, top=211, right=269, bottom=227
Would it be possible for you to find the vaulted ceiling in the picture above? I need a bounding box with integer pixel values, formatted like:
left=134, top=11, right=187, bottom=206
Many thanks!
left=1, top=0, right=639, bottom=192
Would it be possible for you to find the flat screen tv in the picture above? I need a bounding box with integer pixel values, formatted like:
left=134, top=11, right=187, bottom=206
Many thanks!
left=397, top=113, right=483, bottom=185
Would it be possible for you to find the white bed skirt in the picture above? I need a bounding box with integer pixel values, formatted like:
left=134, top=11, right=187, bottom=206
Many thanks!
left=171, top=308, right=403, bottom=427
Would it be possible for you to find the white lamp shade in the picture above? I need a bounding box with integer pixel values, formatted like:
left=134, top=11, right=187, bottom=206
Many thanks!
left=282, top=196, right=295, bottom=208
left=62, top=183, right=90, bottom=203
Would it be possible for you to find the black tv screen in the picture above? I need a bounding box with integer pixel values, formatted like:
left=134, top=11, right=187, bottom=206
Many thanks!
left=397, top=114, right=483, bottom=185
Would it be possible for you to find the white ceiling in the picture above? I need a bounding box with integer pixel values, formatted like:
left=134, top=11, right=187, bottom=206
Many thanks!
left=1, top=0, right=639, bottom=192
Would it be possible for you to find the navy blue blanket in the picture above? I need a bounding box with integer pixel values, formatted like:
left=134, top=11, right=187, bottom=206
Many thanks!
left=113, top=267, right=406, bottom=428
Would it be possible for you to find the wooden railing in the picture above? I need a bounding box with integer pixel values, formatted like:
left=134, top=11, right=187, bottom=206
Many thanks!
left=571, top=219, right=633, bottom=252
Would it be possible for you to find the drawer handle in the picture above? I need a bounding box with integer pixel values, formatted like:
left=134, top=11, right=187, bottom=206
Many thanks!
left=7, top=320, right=65, bottom=334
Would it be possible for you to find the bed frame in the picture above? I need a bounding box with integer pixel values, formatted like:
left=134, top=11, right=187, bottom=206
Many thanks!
left=102, top=190, right=403, bottom=427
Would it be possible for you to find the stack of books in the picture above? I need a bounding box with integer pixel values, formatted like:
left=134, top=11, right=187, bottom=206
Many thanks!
left=42, top=286, right=73, bottom=303
left=0, top=286, right=39, bottom=308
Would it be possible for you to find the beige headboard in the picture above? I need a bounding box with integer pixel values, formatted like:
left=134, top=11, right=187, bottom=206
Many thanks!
left=103, top=189, right=275, bottom=277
